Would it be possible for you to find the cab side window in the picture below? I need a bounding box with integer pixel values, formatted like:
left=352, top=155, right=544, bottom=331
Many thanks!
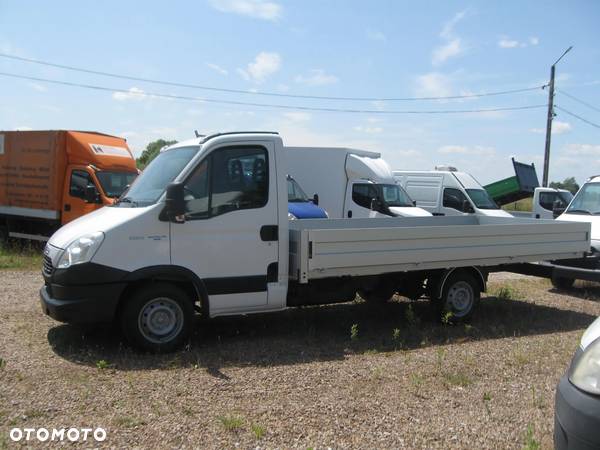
left=69, top=170, right=92, bottom=199
left=183, top=146, right=268, bottom=219
left=443, top=188, right=469, bottom=211
left=352, top=184, right=378, bottom=209
left=539, top=192, right=565, bottom=210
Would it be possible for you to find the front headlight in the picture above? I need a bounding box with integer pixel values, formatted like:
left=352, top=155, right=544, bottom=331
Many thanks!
left=569, top=337, right=600, bottom=394
left=288, top=212, right=297, bottom=220
left=56, top=232, right=105, bottom=269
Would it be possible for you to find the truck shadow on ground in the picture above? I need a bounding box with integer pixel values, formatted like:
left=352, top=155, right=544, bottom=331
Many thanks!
left=47, top=294, right=597, bottom=373
left=551, top=281, right=600, bottom=302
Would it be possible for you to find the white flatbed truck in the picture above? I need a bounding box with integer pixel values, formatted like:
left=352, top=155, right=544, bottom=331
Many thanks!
left=39, top=132, right=591, bottom=352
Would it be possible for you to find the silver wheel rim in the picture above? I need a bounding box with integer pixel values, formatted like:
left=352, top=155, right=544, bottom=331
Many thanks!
left=138, top=297, right=184, bottom=344
left=446, top=281, right=474, bottom=318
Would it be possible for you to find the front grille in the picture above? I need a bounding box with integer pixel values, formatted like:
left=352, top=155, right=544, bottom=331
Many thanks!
left=43, top=255, right=54, bottom=276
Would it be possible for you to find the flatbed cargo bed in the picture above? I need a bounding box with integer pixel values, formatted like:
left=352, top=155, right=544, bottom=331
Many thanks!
left=289, top=216, right=590, bottom=282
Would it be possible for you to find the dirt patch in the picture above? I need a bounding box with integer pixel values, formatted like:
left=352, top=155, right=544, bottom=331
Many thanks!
left=1, top=270, right=599, bottom=448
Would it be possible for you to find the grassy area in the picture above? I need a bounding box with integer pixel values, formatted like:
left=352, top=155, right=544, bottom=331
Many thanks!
left=502, top=196, right=533, bottom=212
left=0, top=242, right=43, bottom=270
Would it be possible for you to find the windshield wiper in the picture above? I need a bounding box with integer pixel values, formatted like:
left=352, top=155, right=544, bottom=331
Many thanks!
left=116, top=196, right=138, bottom=207
left=566, top=209, right=592, bottom=215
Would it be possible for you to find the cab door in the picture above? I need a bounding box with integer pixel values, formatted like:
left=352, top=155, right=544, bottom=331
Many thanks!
left=345, top=182, right=385, bottom=218
left=61, top=166, right=102, bottom=224
left=169, top=141, right=279, bottom=316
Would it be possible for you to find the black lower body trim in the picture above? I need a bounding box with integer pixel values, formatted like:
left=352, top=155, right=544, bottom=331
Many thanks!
left=203, top=275, right=267, bottom=295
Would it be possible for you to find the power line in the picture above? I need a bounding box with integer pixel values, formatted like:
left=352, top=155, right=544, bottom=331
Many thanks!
left=555, top=105, right=600, bottom=129
left=557, top=89, right=600, bottom=114
left=0, top=71, right=549, bottom=115
left=0, top=52, right=547, bottom=102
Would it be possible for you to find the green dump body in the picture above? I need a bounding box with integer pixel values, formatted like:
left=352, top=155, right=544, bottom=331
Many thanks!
left=484, top=159, right=540, bottom=206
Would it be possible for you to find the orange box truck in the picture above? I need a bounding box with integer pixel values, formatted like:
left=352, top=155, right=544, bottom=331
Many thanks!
left=0, top=130, right=138, bottom=241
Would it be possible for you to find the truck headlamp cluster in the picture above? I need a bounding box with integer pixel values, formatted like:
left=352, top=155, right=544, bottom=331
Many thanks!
left=570, top=337, right=600, bottom=395
left=57, top=232, right=105, bottom=269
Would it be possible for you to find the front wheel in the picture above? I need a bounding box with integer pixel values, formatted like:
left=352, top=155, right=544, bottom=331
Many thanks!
left=120, top=283, right=194, bottom=353
left=437, top=272, right=480, bottom=322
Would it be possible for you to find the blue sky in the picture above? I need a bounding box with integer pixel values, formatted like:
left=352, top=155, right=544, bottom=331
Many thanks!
left=0, top=0, right=599, bottom=184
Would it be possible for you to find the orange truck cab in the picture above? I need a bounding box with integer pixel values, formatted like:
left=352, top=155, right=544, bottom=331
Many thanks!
left=0, top=130, right=138, bottom=241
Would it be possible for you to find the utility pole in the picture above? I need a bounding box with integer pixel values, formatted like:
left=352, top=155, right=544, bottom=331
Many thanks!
left=542, top=46, right=572, bottom=187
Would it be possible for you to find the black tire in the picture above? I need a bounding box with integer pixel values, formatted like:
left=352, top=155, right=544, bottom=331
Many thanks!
left=437, top=272, right=480, bottom=322
left=551, top=275, right=575, bottom=290
left=120, top=283, right=194, bottom=353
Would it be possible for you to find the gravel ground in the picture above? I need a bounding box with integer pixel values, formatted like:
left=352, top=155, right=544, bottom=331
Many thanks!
left=1, top=271, right=600, bottom=449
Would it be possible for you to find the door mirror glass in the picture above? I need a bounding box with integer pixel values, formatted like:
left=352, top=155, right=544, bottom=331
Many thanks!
left=312, top=193, right=319, bottom=206
left=165, top=182, right=186, bottom=222
left=84, top=184, right=101, bottom=204
left=553, top=199, right=566, bottom=218
left=462, top=199, right=474, bottom=213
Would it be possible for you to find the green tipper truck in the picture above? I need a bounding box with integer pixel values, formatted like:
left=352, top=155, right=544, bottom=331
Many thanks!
left=484, top=158, right=540, bottom=206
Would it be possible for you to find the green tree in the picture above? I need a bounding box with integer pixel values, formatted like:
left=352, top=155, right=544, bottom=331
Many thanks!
left=549, top=177, right=580, bottom=194
left=136, top=139, right=177, bottom=169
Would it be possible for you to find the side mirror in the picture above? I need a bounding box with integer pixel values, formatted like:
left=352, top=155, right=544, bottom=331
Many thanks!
left=84, top=185, right=101, bottom=204
left=462, top=199, right=475, bottom=214
left=412, top=200, right=417, bottom=207
left=553, top=199, right=565, bottom=219
left=165, top=182, right=186, bottom=222
left=370, top=197, right=383, bottom=212
left=312, top=193, right=319, bottom=206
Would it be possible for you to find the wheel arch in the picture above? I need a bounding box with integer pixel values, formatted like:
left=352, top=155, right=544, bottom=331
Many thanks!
left=118, top=265, right=210, bottom=317
left=435, top=266, right=486, bottom=299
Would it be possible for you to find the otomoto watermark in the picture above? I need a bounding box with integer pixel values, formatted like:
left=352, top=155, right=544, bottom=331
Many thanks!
left=9, top=427, right=107, bottom=443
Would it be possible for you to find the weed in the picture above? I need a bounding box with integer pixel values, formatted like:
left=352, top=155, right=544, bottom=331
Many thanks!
left=113, top=416, right=146, bottom=428
left=441, top=310, right=454, bottom=325
left=443, top=371, right=472, bottom=388
left=483, top=392, right=492, bottom=416
left=494, top=286, right=521, bottom=302
left=251, top=423, right=266, bottom=439
left=523, top=424, right=540, bottom=450
left=405, top=304, right=419, bottom=326
left=436, top=348, right=446, bottom=373
left=96, top=360, right=109, bottom=370
left=350, top=323, right=359, bottom=341
left=410, top=373, right=424, bottom=396
left=531, top=386, right=545, bottom=410
left=392, top=328, right=401, bottom=341
left=0, top=243, right=43, bottom=270
left=0, top=358, right=5, bottom=370
left=218, top=414, right=244, bottom=432
left=371, top=367, right=383, bottom=380
left=182, top=406, right=194, bottom=417
left=513, top=350, right=529, bottom=367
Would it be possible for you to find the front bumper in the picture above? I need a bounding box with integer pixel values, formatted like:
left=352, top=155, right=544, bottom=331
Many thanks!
left=554, top=374, right=600, bottom=450
left=40, top=282, right=126, bottom=324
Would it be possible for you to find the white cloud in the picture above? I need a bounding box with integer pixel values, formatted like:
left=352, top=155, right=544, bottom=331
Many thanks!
left=283, top=112, right=311, bottom=122
left=498, top=35, right=540, bottom=49
left=29, top=83, right=47, bottom=92
left=206, top=63, right=228, bottom=76
left=432, top=38, right=463, bottom=66
left=366, top=29, right=386, bottom=42
left=238, top=52, right=281, bottom=83
left=563, top=143, right=600, bottom=156
left=14, top=126, right=33, bottom=131
left=294, top=69, right=338, bottom=86
left=432, top=10, right=468, bottom=66
left=354, top=125, right=384, bottom=134
left=112, top=87, right=147, bottom=101
left=438, top=145, right=495, bottom=157
left=415, top=72, right=452, bottom=98
left=208, top=0, right=282, bottom=21
left=529, top=121, right=572, bottom=135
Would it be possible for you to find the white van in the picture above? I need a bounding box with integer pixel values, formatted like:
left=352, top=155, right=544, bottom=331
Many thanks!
left=557, top=175, right=600, bottom=252
left=286, top=147, right=431, bottom=219
left=393, top=167, right=513, bottom=218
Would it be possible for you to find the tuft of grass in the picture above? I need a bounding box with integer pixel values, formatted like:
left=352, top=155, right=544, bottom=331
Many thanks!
left=96, top=360, right=110, bottom=370
left=0, top=358, right=5, bottom=370
left=371, top=366, right=384, bottom=380
left=443, top=371, right=473, bottom=388
left=113, top=416, right=146, bottom=428
left=0, top=243, right=43, bottom=270
left=483, top=392, right=492, bottom=416
left=251, top=423, right=266, bottom=439
left=493, top=286, right=521, bottom=302
left=405, top=304, right=420, bottom=327
left=522, top=424, right=541, bottom=450
left=218, top=414, right=244, bottom=432
left=350, top=323, right=359, bottom=341
left=410, top=373, right=424, bottom=396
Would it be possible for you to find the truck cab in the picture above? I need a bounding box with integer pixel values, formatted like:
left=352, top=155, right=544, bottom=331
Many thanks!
left=506, top=187, right=573, bottom=220
left=557, top=176, right=600, bottom=252
left=394, top=167, right=512, bottom=218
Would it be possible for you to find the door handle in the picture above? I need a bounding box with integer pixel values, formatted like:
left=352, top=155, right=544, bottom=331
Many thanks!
left=347, top=210, right=352, bottom=218
left=260, top=225, right=278, bottom=241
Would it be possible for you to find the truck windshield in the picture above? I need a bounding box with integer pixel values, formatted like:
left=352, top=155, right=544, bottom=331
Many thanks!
left=466, top=189, right=499, bottom=210
left=381, top=184, right=414, bottom=207
left=288, top=177, right=310, bottom=202
left=116, top=146, right=198, bottom=207
left=96, top=171, right=138, bottom=198
left=566, top=183, right=600, bottom=215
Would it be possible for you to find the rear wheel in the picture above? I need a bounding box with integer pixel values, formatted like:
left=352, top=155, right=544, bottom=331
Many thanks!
left=551, top=275, right=575, bottom=290
left=436, top=272, right=480, bottom=322
left=120, top=283, right=194, bottom=353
